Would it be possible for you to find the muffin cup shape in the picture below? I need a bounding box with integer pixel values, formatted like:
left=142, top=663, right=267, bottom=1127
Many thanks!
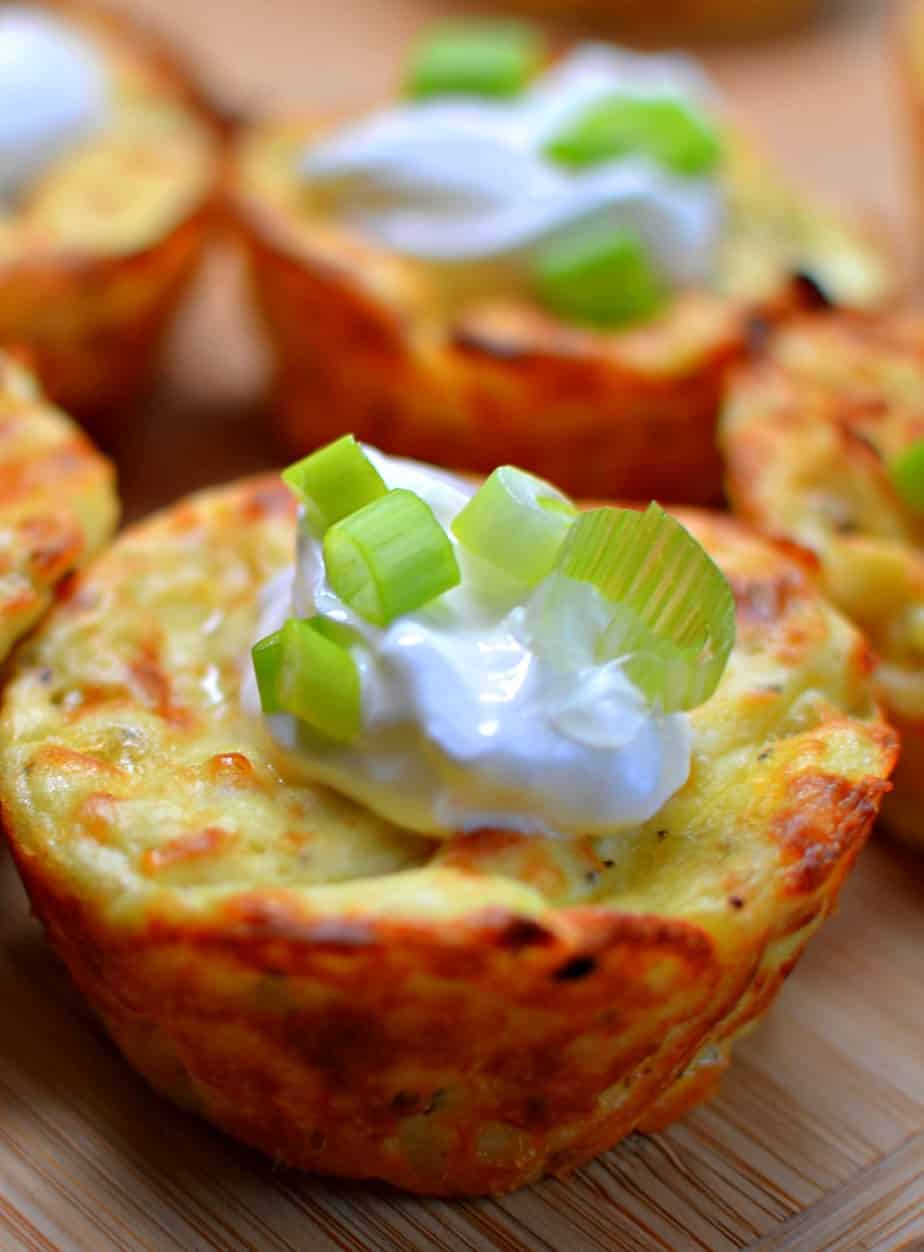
left=0, top=204, right=216, bottom=433
left=721, top=311, right=924, bottom=846
left=0, top=473, right=896, bottom=1194
left=231, top=118, right=894, bottom=504
left=0, top=1, right=222, bottom=428
left=0, top=350, right=117, bottom=660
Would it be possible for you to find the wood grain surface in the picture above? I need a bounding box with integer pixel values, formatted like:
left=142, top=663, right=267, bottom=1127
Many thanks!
left=2, top=2, right=924, bottom=1249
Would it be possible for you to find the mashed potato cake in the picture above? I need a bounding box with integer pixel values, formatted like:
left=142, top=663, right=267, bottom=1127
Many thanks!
left=0, top=1, right=220, bottom=424
left=0, top=475, right=895, bottom=1194
left=722, top=312, right=924, bottom=844
left=231, top=115, right=892, bottom=505
left=0, top=351, right=116, bottom=660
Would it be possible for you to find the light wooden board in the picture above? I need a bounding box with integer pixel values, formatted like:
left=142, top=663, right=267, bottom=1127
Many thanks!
left=2, top=2, right=924, bottom=1249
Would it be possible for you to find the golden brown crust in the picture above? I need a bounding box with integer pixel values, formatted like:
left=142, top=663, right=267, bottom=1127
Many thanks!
left=721, top=311, right=924, bottom=845
left=0, top=475, right=896, bottom=1193
left=0, top=1, right=222, bottom=423
left=0, top=201, right=217, bottom=429
left=248, top=215, right=743, bottom=504
left=230, top=111, right=893, bottom=503
left=0, top=352, right=117, bottom=659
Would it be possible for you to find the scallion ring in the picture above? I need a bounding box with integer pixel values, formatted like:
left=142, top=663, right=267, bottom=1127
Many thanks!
left=889, top=438, right=924, bottom=512
left=533, top=227, right=666, bottom=327
left=272, top=617, right=362, bottom=742
left=555, top=502, right=736, bottom=712
left=324, top=488, right=460, bottom=626
left=282, top=435, right=387, bottom=532
left=252, top=629, right=284, bottom=715
left=544, top=95, right=723, bottom=177
left=405, top=20, right=543, bottom=100
left=452, top=466, right=577, bottom=585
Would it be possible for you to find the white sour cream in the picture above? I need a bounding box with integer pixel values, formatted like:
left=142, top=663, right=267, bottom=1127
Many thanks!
left=0, top=7, right=108, bottom=203
left=300, top=44, right=724, bottom=286
left=242, top=451, right=691, bottom=839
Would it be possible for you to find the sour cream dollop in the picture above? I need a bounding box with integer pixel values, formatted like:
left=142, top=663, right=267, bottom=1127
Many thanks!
left=242, top=451, right=691, bottom=839
left=0, top=7, right=108, bottom=203
left=300, top=44, right=723, bottom=286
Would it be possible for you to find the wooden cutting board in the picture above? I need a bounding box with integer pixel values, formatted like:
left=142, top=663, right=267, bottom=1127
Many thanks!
left=2, top=2, right=924, bottom=1248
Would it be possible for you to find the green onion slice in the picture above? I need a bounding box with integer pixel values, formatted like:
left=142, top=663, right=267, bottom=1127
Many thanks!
left=404, top=20, right=543, bottom=100
left=307, top=614, right=357, bottom=648
left=544, top=95, right=722, bottom=177
left=555, top=502, right=736, bottom=712
left=889, top=439, right=924, bottom=511
left=533, top=227, right=666, bottom=327
left=451, top=466, right=577, bottom=585
left=272, top=617, right=362, bottom=742
left=324, top=488, right=460, bottom=626
left=252, top=629, right=284, bottom=714
left=282, top=436, right=387, bottom=531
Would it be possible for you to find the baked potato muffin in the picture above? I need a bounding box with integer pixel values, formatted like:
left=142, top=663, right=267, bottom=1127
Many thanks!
left=231, top=74, right=891, bottom=504
left=0, top=1, right=220, bottom=426
left=0, top=350, right=116, bottom=660
left=0, top=472, right=895, bottom=1194
left=721, top=312, right=924, bottom=845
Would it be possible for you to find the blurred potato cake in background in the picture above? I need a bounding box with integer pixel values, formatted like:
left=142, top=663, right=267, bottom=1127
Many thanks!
left=0, top=1, right=222, bottom=431
left=721, top=311, right=924, bottom=846
left=230, top=24, right=892, bottom=505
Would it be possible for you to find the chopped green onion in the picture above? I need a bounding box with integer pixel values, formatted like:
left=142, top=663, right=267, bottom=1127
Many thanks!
left=275, top=617, right=361, bottom=742
left=890, top=439, right=924, bottom=511
left=404, top=20, right=543, bottom=100
left=252, top=630, right=284, bottom=714
left=452, top=466, right=577, bottom=585
left=555, top=502, right=735, bottom=712
left=324, top=488, right=460, bottom=626
left=544, top=95, right=722, bottom=177
left=282, top=436, right=386, bottom=531
left=308, top=615, right=357, bottom=648
left=533, top=228, right=666, bottom=327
